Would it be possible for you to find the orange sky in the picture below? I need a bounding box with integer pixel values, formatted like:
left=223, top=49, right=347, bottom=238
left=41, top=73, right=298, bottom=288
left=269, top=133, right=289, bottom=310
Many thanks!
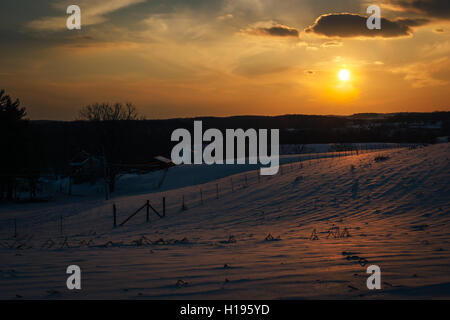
left=1, top=0, right=449, bottom=119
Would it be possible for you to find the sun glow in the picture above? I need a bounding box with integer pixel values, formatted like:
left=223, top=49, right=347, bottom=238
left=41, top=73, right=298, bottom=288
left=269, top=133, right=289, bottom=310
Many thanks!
left=339, top=69, right=350, bottom=82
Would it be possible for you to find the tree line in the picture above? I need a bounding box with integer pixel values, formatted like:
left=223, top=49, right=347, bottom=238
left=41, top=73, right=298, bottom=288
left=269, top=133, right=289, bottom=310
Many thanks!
left=1, top=88, right=448, bottom=202
left=0, top=90, right=149, bottom=201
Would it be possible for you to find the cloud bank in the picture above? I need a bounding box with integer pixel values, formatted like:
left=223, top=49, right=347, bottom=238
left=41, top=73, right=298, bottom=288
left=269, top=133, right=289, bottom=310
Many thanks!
left=305, top=13, right=429, bottom=38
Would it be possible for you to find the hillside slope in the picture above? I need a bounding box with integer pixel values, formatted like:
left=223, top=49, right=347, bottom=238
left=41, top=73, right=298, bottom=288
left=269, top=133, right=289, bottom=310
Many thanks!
left=0, top=144, right=449, bottom=299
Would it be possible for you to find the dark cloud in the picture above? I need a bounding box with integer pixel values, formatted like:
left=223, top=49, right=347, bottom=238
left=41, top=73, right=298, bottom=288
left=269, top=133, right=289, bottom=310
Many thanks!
left=242, top=24, right=299, bottom=38
left=305, top=13, right=429, bottom=38
left=386, top=0, right=450, bottom=19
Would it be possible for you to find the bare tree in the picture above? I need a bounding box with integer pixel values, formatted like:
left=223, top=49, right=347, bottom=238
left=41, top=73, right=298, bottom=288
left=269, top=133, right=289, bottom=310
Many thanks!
left=77, top=102, right=144, bottom=121
left=75, top=102, right=145, bottom=196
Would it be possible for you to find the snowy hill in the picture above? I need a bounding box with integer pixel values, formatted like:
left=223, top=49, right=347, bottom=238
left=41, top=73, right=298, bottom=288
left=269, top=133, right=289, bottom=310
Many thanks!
left=0, top=144, right=449, bottom=299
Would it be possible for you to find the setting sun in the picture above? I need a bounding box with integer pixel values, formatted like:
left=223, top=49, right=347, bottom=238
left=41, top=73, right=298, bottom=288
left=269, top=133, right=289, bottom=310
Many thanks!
left=339, top=69, right=350, bottom=82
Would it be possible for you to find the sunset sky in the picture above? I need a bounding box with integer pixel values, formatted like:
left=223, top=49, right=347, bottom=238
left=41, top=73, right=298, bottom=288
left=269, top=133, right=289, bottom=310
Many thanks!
left=1, top=0, right=449, bottom=120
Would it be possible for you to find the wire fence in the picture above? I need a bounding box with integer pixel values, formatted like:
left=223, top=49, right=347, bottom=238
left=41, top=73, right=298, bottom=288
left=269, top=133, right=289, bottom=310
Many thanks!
left=0, top=143, right=415, bottom=243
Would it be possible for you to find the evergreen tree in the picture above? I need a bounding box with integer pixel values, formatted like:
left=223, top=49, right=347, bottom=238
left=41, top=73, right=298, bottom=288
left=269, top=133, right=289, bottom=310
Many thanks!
left=0, top=89, right=28, bottom=201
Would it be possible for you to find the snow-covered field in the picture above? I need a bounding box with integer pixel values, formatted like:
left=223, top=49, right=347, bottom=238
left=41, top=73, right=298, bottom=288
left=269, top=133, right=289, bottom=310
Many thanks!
left=0, top=144, right=449, bottom=299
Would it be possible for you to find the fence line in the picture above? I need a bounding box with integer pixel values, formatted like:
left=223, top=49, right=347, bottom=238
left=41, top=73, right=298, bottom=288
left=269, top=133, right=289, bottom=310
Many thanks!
left=0, top=144, right=412, bottom=240
left=174, top=145, right=407, bottom=213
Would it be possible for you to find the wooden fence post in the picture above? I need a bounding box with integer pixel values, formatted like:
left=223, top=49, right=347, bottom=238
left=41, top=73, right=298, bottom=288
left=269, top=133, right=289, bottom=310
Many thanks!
left=14, top=218, right=17, bottom=238
left=163, top=197, right=166, bottom=217
left=231, top=178, right=234, bottom=192
left=113, top=204, right=117, bottom=228
left=182, top=195, right=186, bottom=211
left=200, top=189, right=203, bottom=205
left=146, top=200, right=150, bottom=223
left=216, top=184, right=219, bottom=199
left=60, top=215, right=63, bottom=235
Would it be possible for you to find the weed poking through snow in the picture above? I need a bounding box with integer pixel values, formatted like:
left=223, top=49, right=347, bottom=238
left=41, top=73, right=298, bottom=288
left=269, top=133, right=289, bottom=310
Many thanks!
left=265, top=233, right=281, bottom=241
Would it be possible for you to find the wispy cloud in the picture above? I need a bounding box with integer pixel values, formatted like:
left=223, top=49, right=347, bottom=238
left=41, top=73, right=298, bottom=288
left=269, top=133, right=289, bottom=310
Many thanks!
left=240, top=21, right=300, bottom=38
left=27, top=0, right=145, bottom=31
left=392, top=57, right=450, bottom=88
left=321, top=40, right=343, bottom=47
left=382, top=0, right=450, bottom=19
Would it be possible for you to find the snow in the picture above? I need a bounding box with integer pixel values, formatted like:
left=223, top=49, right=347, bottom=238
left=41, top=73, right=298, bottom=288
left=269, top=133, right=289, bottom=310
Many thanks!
left=0, top=144, right=449, bottom=299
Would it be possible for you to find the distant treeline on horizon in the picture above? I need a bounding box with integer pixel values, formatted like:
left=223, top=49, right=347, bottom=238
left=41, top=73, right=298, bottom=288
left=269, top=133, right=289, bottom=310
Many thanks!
left=33, top=111, right=450, bottom=124
left=29, top=112, right=449, bottom=174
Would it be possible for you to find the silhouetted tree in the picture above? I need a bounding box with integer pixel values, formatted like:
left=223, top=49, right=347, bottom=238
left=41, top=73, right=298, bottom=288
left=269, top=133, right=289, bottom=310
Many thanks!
left=76, top=102, right=145, bottom=194
left=77, top=102, right=144, bottom=121
left=0, top=89, right=28, bottom=201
